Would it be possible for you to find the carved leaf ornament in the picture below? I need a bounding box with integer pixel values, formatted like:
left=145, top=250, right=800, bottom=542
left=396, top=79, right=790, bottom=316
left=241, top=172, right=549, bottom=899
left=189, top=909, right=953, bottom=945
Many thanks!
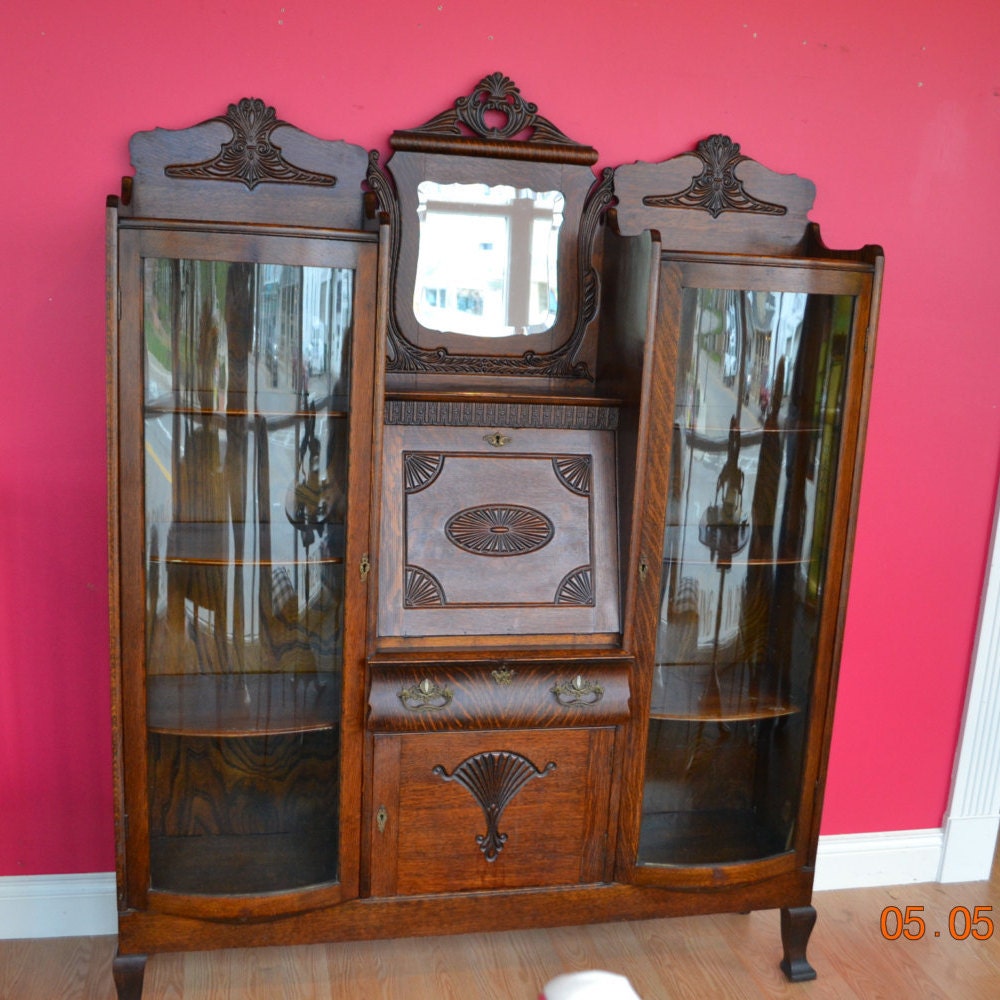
left=642, top=134, right=785, bottom=219
left=166, top=98, right=337, bottom=190
left=417, top=71, right=579, bottom=145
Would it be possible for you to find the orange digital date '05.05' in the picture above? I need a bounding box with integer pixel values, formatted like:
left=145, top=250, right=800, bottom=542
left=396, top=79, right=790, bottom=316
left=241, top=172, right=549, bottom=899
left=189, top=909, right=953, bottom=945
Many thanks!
left=880, top=905, right=995, bottom=941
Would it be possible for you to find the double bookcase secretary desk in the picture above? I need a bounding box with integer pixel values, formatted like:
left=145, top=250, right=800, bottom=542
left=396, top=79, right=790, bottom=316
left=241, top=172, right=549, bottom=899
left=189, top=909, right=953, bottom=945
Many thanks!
left=106, top=75, right=883, bottom=998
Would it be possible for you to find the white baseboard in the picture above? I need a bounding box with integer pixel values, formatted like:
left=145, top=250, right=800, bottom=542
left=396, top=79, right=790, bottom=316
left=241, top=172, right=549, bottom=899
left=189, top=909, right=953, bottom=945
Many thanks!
left=0, top=828, right=983, bottom=939
left=938, top=814, right=1000, bottom=882
left=813, top=828, right=944, bottom=891
left=0, top=872, right=117, bottom=940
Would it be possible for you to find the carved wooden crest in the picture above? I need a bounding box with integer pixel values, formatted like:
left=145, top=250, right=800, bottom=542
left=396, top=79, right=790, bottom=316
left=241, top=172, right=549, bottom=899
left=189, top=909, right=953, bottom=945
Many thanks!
left=405, top=71, right=584, bottom=150
left=165, top=98, right=337, bottom=190
left=641, top=134, right=785, bottom=219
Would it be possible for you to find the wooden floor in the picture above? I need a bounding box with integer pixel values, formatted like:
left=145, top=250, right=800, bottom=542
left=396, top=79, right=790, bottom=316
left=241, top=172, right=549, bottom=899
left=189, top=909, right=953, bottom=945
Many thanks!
left=3, top=859, right=998, bottom=999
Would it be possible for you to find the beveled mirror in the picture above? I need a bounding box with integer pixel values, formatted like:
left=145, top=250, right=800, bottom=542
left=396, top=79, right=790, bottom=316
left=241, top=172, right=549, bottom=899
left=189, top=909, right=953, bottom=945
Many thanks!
left=366, top=72, right=613, bottom=382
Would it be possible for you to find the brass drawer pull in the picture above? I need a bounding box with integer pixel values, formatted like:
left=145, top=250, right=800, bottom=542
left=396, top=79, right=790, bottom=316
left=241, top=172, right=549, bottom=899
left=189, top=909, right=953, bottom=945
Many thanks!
left=398, top=678, right=453, bottom=712
left=551, top=675, right=604, bottom=707
left=491, top=665, right=515, bottom=686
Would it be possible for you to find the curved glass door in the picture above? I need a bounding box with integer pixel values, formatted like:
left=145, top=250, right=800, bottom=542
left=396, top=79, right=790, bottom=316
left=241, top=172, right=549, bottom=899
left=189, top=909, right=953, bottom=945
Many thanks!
left=639, top=284, right=855, bottom=867
left=142, top=256, right=354, bottom=894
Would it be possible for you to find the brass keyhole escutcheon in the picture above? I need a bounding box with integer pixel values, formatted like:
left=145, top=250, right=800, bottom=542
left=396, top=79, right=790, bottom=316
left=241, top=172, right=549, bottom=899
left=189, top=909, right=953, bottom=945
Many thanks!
left=484, top=431, right=511, bottom=448
left=376, top=805, right=388, bottom=834
left=639, top=555, right=649, bottom=582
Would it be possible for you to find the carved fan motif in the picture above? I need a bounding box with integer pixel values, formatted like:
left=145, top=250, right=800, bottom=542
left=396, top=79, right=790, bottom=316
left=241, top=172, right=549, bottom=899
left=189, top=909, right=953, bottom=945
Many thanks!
left=445, top=504, right=555, bottom=557
left=404, top=565, right=446, bottom=607
left=404, top=453, right=445, bottom=493
left=642, top=134, right=786, bottom=219
left=555, top=566, right=594, bottom=606
left=552, top=455, right=592, bottom=496
left=165, top=98, right=337, bottom=190
left=433, top=750, right=557, bottom=861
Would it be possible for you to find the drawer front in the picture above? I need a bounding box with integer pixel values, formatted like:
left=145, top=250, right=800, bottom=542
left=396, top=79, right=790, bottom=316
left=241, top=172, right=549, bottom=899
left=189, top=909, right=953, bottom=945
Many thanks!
left=367, top=659, right=631, bottom=731
left=367, top=728, right=615, bottom=897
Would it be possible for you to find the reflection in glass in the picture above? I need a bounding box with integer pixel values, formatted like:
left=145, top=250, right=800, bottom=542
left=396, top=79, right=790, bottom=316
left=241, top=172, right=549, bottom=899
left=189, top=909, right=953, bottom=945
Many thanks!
left=639, top=287, right=854, bottom=866
left=142, top=257, right=354, bottom=894
left=413, top=181, right=564, bottom=337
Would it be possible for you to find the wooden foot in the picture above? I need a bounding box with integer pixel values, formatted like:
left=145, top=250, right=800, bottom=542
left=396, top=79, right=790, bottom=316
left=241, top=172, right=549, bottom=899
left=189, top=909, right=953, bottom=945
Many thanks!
left=779, top=905, right=818, bottom=982
left=112, top=952, right=147, bottom=1000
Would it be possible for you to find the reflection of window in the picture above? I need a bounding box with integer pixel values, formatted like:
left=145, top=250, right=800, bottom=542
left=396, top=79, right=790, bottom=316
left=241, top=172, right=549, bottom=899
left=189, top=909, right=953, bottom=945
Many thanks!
left=413, top=181, right=564, bottom=338
left=457, top=289, right=484, bottom=315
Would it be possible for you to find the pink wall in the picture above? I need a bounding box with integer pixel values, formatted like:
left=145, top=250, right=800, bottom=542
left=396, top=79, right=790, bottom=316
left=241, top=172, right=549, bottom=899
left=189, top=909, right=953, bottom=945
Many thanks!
left=3, top=1, right=999, bottom=876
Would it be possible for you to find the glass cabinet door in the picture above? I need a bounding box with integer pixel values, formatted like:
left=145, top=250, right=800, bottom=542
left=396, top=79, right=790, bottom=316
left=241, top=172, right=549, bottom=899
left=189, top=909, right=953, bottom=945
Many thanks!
left=130, top=243, right=363, bottom=896
left=638, top=275, right=862, bottom=868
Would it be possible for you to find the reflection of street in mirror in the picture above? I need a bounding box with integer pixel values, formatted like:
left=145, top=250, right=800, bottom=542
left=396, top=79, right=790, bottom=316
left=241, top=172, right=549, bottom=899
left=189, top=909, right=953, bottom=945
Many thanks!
left=414, top=180, right=564, bottom=337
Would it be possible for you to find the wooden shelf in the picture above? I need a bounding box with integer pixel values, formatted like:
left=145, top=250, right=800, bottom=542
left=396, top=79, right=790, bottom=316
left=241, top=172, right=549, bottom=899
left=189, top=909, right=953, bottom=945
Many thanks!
left=649, top=665, right=799, bottom=722
left=638, top=809, right=789, bottom=866
left=663, top=553, right=809, bottom=569
left=144, top=388, right=351, bottom=420
left=147, top=671, right=338, bottom=736
left=150, top=830, right=338, bottom=896
left=156, top=521, right=345, bottom=565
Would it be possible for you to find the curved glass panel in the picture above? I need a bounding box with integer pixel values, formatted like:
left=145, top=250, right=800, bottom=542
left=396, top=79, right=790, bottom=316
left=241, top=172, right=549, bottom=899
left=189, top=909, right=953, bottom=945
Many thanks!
left=142, top=257, right=353, bottom=894
left=639, top=286, right=855, bottom=866
left=413, top=181, right=564, bottom=337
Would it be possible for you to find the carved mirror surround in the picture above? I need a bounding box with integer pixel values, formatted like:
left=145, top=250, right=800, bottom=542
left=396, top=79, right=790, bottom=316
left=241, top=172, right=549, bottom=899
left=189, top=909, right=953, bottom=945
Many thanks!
left=366, top=72, right=614, bottom=382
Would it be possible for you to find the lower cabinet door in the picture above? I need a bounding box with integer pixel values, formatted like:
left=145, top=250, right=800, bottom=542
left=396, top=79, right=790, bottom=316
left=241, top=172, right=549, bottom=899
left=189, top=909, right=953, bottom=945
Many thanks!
left=367, top=728, right=615, bottom=896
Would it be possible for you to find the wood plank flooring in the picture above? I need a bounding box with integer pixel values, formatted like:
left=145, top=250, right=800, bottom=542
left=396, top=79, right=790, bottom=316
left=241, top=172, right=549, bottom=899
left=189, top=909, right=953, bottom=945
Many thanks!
left=2, top=865, right=998, bottom=999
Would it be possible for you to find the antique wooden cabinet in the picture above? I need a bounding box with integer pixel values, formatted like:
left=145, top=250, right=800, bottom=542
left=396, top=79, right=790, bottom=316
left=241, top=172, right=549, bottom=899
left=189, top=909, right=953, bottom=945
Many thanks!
left=107, top=76, right=882, bottom=998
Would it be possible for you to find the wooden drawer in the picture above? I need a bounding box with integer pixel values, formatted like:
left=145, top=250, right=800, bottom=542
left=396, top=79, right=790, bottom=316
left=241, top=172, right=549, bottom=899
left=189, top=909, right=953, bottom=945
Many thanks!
left=367, top=727, right=616, bottom=897
left=367, top=658, right=632, bottom=732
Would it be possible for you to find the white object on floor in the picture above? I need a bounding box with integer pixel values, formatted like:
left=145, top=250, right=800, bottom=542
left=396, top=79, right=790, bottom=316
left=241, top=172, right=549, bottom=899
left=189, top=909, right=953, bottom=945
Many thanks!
left=540, top=970, right=642, bottom=999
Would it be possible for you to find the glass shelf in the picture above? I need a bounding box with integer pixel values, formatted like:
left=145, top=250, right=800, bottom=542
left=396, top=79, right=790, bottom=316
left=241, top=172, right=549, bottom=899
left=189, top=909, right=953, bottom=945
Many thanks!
left=144, top=390, right=350, bottom=420
left=147, top=671, right=338, bottom=737
left=152, top=520, right=346, bottom=566
left=649, top=663, right=799, bottom=722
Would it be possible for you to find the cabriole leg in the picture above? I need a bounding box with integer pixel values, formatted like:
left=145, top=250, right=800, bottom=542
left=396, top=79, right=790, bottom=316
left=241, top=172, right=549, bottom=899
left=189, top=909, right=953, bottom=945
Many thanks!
left=112, top=951, right=147, bottom=1000
left=780, top=905, right=818, bottom=981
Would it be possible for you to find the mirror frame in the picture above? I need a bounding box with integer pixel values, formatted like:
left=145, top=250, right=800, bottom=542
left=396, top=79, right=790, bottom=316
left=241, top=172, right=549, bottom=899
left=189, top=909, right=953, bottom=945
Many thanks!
left=366, top=73, right=613, bottom=381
